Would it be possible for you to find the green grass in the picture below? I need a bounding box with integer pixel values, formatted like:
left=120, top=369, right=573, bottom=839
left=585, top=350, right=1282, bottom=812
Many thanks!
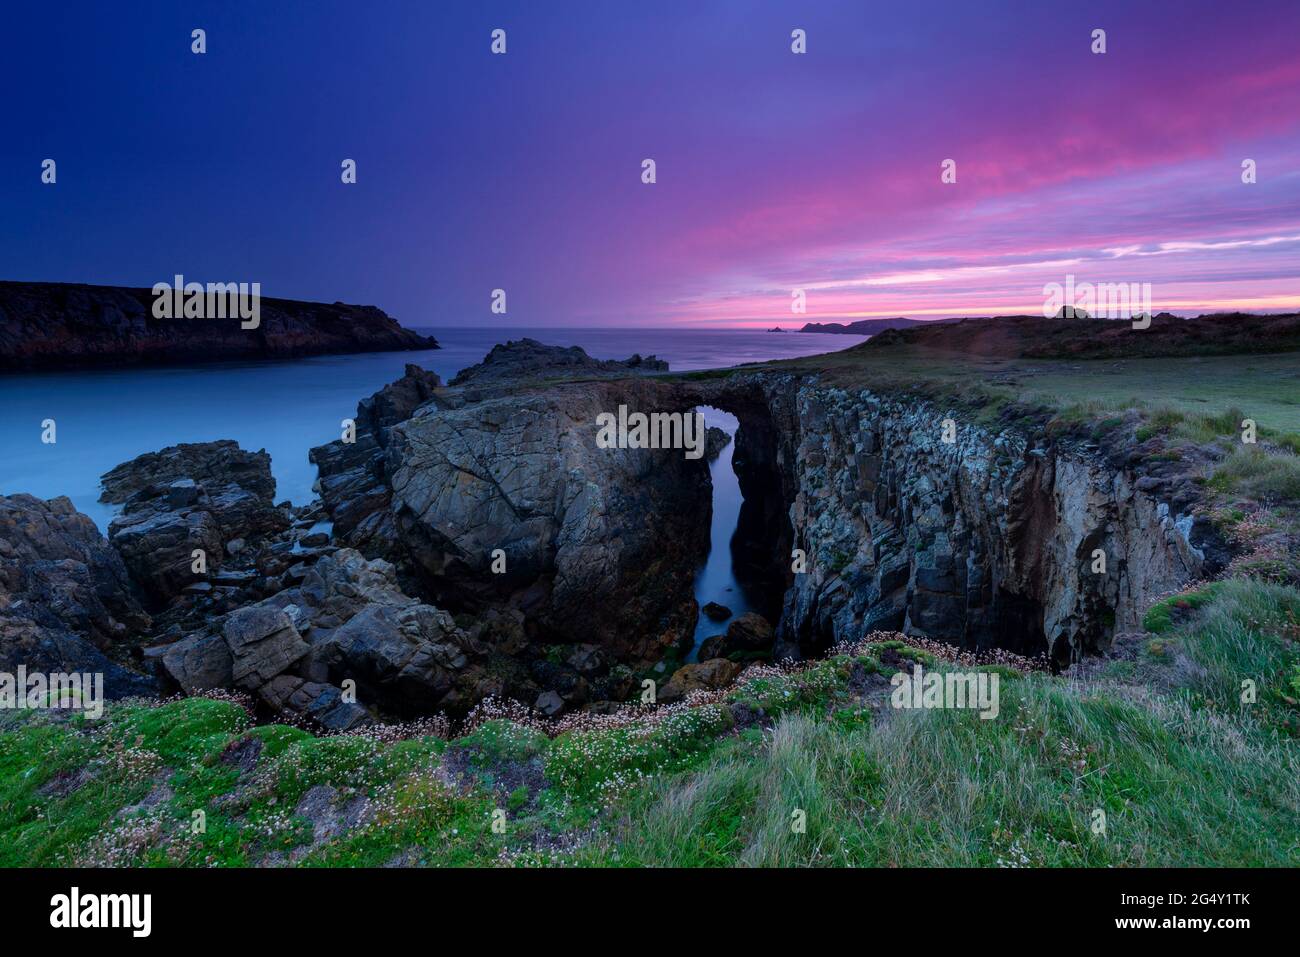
left=1142, top=583, right=1223, bottom=634
left=1208, top=446, right=1300, bottom=503
left=585, top=580, right=1300, bottom=867
left=2, top=578, right=1297, bottom=867
left=752, top=344, right=1300, bottom=437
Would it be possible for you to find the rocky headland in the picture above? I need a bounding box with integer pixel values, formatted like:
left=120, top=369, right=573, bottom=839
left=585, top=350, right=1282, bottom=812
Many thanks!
left=0, top=329, right=1259, bottom=731
left=0, top=281, right=438, bottom=371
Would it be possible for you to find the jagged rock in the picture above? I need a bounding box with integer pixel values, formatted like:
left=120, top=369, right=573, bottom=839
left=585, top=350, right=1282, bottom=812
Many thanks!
left=448, top=339, right=667, bottom=387
left=161, top=632, right=233, bottom=693
left=100, top=440, right=276, bottom=504
left=385, top=377, right=709, bottom=663
left=705, top=427, right=732, bottom=462
left=0, top=494, right=157, bottom=697
left=259, top=549, right=417, bottom=629
left=103, top=441, right=290, bottom=604
left=314, top=360, right=711, bottom=669
left=0, top=493, right=150, bottom=644
left=307, top=364, right=442, bottom=560
left=658, top=659, right=743, bottom=703
left=0, top=613, right=158, bottom=699
left=224, top=607, right=310, bottom=690
left=359, top=363, right=443, bottom=433
left=763, top=383, right=1215, bottom=666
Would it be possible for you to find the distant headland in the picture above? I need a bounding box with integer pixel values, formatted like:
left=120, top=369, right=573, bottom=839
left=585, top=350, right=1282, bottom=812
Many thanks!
left=0, top=280, right=438, bottom=372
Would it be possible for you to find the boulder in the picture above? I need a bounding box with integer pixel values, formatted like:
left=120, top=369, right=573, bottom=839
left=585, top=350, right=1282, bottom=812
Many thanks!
left=702, top=601, right=732, bottom=622
left=696, top=635, right=728, bottom=661
left=315, top=602, right=474, bottom=711
left=258, top=676, right=371, bottom=731
left=657, top=659, right=743, bottom=704
left=698, top=612, right=774, bottom=660
left=161, top=632, right=233, bottom=693
left=726, top=612, right=775, bottom=649
left=534, top=690, right=564, bottom=717
left=223, top=607, right=310, bottom=690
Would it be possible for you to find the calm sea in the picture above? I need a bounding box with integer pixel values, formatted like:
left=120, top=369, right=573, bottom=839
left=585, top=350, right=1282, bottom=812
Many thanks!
left=0, top=327, right=863, bottom=529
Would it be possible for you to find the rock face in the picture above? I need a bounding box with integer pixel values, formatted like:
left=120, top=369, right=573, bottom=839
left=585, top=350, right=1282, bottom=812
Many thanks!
left=0, top=281, right=438, bottom=371
left=0, top=494, right=157, bottom=697
left=104, top=442, right=291, bottom=604
left=758, top=384, right=1217, bottom=667
left=314, top=351, right=712, bottom=670
left=704, top=426, right=732, bottom=462
left=308, top=365, right=443, bottom=570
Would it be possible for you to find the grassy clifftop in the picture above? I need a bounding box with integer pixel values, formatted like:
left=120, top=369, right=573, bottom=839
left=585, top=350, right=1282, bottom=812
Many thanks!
left=3, top=578, right=1296, bottom=867
left=751, top=317, right=1300, bottom=586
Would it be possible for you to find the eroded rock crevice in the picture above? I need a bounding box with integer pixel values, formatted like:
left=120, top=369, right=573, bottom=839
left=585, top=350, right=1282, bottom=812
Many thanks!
left=736, top=383, right=1218, bottom=669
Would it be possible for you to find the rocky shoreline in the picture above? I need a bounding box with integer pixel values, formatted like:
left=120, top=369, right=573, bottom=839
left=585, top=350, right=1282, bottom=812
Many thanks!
left=0, top=281, right=438, bottom=371
left=0, top=338, right=1231, bottom=729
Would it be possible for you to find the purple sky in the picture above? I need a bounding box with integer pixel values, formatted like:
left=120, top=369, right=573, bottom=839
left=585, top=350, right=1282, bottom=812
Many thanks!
left=2, top=1, right=1298, bottom=327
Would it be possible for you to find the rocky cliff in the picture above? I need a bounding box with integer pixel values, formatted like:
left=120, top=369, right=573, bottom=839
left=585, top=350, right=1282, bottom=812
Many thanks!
left=684, top=376, right=1221, bottom=669
left=0, top=281, right=438, bottom=371
left=0, top=341, right=1227, bottom=725
left=312, top=354, right=711, bottom=670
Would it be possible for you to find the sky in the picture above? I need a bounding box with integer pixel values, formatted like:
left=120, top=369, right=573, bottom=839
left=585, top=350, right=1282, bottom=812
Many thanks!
left=2, top=0, right=1298, bottom=328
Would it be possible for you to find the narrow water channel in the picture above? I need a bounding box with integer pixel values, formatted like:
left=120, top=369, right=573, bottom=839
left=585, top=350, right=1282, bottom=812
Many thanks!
left=687, top=407, right=758, bottom=660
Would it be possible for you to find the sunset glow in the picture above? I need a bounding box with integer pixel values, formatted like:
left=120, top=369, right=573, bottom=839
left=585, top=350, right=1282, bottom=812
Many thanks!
left=2, top=1, right=1297, bottom=326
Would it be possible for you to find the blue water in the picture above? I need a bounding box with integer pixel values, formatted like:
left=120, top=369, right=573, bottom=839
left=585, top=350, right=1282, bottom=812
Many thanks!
left=688, top=407, right=756, bottom=659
